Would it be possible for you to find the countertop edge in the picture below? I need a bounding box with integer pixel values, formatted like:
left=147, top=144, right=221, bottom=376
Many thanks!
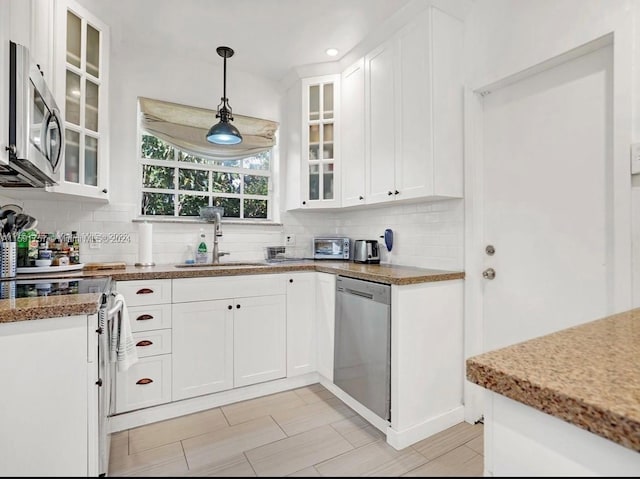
left=466, top=357, right=640, bottom=453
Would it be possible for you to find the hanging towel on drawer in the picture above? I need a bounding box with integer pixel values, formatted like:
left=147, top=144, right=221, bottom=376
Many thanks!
left=110, top=293, right=139, bottom=372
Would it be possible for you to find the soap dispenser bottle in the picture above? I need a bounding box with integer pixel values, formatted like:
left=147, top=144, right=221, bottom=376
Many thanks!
left=196, top=228, right=208, bottom=264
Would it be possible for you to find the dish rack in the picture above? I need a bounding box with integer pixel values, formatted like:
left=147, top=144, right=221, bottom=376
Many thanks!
left=264, top=246, right=287, bottom=260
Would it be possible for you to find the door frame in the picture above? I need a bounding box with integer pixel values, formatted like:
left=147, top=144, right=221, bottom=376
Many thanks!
left=463, top=30, right=633, bottom=423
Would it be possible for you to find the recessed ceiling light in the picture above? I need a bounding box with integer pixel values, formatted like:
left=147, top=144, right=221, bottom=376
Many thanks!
left=325, top=48, right=339, bottom=57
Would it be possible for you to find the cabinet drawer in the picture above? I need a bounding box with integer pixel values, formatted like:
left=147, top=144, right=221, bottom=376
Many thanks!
left=128, top=304, right=172, bottom=332
left=132, top=329, right=171, bottom=358
left=116, top=279, right=172, bottom=306
left=172, top=274, right=286, bottom=303
left=115, top=355, right=172, bottom=413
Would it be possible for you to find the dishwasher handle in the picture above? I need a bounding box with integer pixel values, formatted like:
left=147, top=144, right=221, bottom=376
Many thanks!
left=336, top=275, right=391, bottom=305
left=344, top=288, right=375, bottom=300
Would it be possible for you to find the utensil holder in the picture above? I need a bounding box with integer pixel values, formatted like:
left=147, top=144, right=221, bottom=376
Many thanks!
left=1, top=241, right=17, bottom=278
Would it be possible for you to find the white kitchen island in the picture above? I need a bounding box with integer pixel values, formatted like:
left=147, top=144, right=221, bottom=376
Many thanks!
left=467, top=308, right=640, bottom=476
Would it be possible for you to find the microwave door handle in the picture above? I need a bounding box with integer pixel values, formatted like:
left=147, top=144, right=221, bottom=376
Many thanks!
left=46, top=110, right=64, bottom=172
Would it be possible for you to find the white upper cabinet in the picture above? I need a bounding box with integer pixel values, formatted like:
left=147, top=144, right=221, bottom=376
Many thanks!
left=361, top=6, right=464, bottom=206
left=364, top=39, right=399, bottom=204
left=341, top=59, right=366, bottom=207
left=49, top=0, right=110, bottom=200
left=297, top=74, right=341, bottom=209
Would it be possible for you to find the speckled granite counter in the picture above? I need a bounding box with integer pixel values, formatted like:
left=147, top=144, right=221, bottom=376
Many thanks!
left=1, top=261, right=463, bottom=324
left=13, top=260, right=465, bottom=285
left=466, top=308, right=640, bottom=453
left=0, top=293, right=103, bottom=323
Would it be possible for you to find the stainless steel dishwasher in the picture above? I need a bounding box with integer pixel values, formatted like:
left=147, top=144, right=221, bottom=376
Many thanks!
left=334, top=275, right=391, bottom=421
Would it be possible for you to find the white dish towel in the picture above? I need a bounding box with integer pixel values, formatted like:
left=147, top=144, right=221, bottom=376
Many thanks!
left=110, top=292, right=139, bottom=372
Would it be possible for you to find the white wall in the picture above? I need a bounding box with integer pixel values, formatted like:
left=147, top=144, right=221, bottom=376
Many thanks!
left=462, top=0, right=639, bottom=423
left=11, top=18, right=286, bottom=265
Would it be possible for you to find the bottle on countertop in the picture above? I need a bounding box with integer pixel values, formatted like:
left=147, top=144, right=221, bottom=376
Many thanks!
left=71, top=231, right=80, bottom=264
left=196, top=228, right=208, bottom=264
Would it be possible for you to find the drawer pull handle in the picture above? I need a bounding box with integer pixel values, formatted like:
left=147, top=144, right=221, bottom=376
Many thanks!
left=136, top=288, right=154, bottom=295
left=136, top=378, right=154, bottom=385
left=136, top=340, right=153, bottom=347
left=136, top=314, right=154, bottom=321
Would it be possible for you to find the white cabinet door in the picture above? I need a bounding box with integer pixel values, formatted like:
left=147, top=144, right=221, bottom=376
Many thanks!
left=395, top=11, right=433, bottom=200
left=430, top=6, right=463, bottom=198
left=234, top=295, right=286, bottom=387
left=30, top=0, right=54, bottom=85
left=365, top=40, right=398, bottom=204
left=0, top=315, right=92, bottom=476
left=315, top=272, right=336, bottom=381
left=341, top=59, right=366, bottom=207
left=172, top=300, right=233, bottom=400
left=49, top=0, right=110, bottom=199
left=285, top=272, right=316, bottom=377
left=299, top=74, right=341, bottom=209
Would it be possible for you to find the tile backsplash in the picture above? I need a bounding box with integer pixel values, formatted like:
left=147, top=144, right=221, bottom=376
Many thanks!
left=8, top=196, right=464, bottom=270
left=284, top=198, right=465, bottom=271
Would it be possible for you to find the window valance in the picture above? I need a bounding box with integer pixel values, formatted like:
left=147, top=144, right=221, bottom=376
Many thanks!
left=138, top=97, right=279, bottom=159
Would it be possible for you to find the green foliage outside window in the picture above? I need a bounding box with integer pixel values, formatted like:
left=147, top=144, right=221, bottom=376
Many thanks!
left=140, top=133, right=270, bottom=219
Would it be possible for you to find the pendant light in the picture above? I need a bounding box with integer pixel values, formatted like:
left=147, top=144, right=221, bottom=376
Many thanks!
left=206, top=46, right=243, bottom=145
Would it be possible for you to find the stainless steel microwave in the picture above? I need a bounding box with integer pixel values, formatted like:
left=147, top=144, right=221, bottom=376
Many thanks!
left=4, top=41, right=63, bottom=187
left=313, top=237, right=351, bottom=260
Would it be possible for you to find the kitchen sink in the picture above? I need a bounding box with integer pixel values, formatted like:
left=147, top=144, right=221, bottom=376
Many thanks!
left=174, top=262, right=270, bottom=268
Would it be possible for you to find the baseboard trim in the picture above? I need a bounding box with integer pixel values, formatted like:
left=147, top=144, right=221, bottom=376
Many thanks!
left=386, top=405, right=466, bottom=449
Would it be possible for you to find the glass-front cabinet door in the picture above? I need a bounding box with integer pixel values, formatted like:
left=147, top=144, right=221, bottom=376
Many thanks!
left=50, top=0, right=109, bottom=200
left=301, top=75, right=340, bottom=208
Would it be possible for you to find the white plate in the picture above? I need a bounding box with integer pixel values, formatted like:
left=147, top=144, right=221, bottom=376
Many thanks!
left=16, top=263, right=85, bottom=274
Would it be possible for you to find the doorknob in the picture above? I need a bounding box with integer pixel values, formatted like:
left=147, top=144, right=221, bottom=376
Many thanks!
left=482, top=268, right=496, bottom=280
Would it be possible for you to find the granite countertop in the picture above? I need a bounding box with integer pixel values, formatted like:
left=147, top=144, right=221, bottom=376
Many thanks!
left=12, top=260, right=465, bottom=285
left=0, top=260, right=464, bottom=323
left=466, top=308, right=640, bottom=453
left=0, top=293, right=104, bottom=323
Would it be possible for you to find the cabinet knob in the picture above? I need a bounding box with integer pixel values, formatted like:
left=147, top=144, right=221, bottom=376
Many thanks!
left=102, top=188, right=108, bottom=194
left=228, top=305, right=232, bottom=310
left=302, top=201, right=307, bottom=205
left=394, top=190, right=399, bottom=195
left=95, top=378, right=103, bottom=387
left=289, top=278, right=294, bottom=283
left=388, top=191, right=393, bottom=196
left=236, top=304, right=241, bottom=309
left=359, top=196, right=364, bottom=200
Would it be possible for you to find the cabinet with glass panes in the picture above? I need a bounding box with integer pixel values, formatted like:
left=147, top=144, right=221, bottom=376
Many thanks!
left=48, top=0, right=110, bottom=199
left=299, top=75, right=340, bottom=209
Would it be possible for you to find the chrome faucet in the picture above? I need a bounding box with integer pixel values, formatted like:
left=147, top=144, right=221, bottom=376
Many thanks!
left=211, top=210, right=230, bottom=263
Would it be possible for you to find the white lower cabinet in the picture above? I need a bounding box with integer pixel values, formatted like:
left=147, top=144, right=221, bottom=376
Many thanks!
left=315, top=272, right=336, bottom=380
left=171, top=274, right=287, bottom=401
left=114, top=279, right=173, bottom=414
left=172, top=299, right=234, bottom=400
left=286, top=272, right=317, bottom=377
left=0, top=314, right=99, bottom=476
left=115, top=354, right=172, bottom=413
left=233, top=294, right=286, bottom=387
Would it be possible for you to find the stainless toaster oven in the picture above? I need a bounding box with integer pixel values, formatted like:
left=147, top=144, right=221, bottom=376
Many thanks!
left=312, top=237, right=350, bottom=260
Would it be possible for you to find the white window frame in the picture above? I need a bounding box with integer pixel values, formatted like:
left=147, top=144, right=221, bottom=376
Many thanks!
left=137, top=130, right=273, bottom=220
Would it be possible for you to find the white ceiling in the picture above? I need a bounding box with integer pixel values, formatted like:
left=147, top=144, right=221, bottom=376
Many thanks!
left=79, top=0, right=414, bottom=82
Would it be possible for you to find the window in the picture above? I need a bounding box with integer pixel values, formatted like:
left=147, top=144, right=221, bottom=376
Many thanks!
left=140, top=133, right=271, bottom=219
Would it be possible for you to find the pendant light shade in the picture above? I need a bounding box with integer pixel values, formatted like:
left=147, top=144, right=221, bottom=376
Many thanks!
left=206, top=46, right=243, bottom=145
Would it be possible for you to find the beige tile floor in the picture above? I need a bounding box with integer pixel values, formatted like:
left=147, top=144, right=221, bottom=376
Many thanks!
left=109, top=383, right=483, bottom=477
